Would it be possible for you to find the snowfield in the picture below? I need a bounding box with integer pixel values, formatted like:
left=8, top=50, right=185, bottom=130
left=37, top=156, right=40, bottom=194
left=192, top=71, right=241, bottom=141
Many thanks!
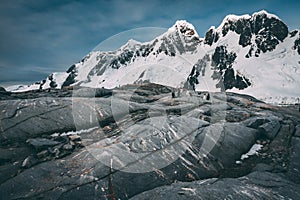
left=8, top=11, right=300, bottom=104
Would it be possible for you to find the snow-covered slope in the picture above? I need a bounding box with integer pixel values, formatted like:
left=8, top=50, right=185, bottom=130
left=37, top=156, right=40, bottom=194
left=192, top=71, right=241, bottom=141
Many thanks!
left=196, top=10, right=300, bottom=104
left=10, top=11, right=300, bottom=104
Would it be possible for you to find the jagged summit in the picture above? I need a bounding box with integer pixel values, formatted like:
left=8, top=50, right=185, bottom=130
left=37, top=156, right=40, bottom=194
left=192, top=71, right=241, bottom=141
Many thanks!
left=120, top=39, right=142, bottom=51
left=252, top=10, right=280, bottom=20
left=216, top=14, right=251, bottom=32
left=216, top=10, right=280, bottom=31
left=204, top=10, right=289, bottom=54
left=9, top=10, right=300, bottom=104
left=169, top=20, right=199, bottom=38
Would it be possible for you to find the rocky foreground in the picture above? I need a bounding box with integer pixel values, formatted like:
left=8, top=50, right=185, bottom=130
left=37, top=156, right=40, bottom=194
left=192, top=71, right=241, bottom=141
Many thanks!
left=0, top=84, right=300, bottom=199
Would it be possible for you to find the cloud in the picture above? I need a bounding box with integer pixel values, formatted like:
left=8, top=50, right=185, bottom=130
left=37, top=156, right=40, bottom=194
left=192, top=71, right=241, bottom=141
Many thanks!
left=0, top=0, right=299, bottom=84
left=0, top=65, right=49, bottom=82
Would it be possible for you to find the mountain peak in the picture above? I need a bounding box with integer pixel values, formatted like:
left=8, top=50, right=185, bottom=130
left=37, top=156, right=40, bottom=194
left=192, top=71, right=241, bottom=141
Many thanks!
left=169, top=20, right=199, bottom=37
left=216, top=10, right=280, bottom=32
left=217, top=14, right=251, bottom=30
left=204, top=10, right=288, bottom=49
left=120, top=39, right=141, bottom=50
left=10, top=11, right=299, bottom=105
left=252, top=10, right=280, bottom=19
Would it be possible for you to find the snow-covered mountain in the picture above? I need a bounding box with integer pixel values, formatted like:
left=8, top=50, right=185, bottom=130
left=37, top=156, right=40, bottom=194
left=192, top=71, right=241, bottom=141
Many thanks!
left=11, top=10, right=300, bottom=104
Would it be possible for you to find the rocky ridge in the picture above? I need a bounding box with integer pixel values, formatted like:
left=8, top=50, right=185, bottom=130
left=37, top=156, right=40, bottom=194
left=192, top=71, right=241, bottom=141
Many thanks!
left=0, top=84, right=300, bottom=199
left=9, top=11, right=300, bottom=105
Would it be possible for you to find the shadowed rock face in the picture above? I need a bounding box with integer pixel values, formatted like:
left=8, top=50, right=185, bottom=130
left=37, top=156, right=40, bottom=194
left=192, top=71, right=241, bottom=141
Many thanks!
left=61, top=24, right=200, bottom=88
left=186, top=46, right=252, bottom=91
left=0, top=83, right=299, bottom=199
left=13, top=12, right=299, bottom=109
left=293, top=33, right=300, bottom=55
left=131, top=171, right=300, bottom=200
left=204, top=11, right=289, bottom=57
left=211, top=46, right=251, bottom=91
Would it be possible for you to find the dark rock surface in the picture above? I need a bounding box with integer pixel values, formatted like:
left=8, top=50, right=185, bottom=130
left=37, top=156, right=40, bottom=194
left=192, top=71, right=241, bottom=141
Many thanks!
left=211, top=45, right=251, bottom=91
left=0, top=87, right=112, bottom=100
left=131, top=172, right=300, bottom=200
left=293, top=37, right=300, bottom=55
left=205, top=11, right=289, bottom=57
left=0, top=97, right=75, bottom=144
left=204, top=27, right=219, bottom=45
left=26, top=138, right=61, bottom=150
left=186, top=45, right=253, bottom=92
left=0, top=86, right=11, bottom=100
left=0, top=83, right=299, bottom=199
left=0, top=87, right=6, bottom=92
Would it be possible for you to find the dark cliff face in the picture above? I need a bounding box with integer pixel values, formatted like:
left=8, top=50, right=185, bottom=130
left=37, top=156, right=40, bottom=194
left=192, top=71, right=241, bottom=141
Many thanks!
left=62, top=64, right=77, bottom=87
left=197, top=12, right=293, bottom=93
left=69, top=24, right=200, bottom=87
left=186, top=46, right=251, bottom=92
left=204, top=27, right=220, bottom=46
left=294, top=38, right=300, bottom=55
left=23, top=12, right=296, bottom=92
left=291, top=30, right=300, bottom=55
left=204, top=12, right=289, bottom=57
left=186, top=55, right=210, bottom=90
left=110, top=50, right=135, bottom=69
left=211, top=46, right=251, bottom=91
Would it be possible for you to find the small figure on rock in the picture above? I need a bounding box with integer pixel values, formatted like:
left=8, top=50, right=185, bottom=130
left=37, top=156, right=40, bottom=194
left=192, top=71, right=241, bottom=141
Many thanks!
left=171, top=91, right=175, bottom=98
left=203, top=92, right=210, bottom=101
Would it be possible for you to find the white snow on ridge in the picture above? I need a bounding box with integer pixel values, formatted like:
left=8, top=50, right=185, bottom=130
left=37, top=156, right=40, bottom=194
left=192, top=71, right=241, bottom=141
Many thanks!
left=216, top=14, right=251, bottom=32
left=8, top=11, right=300, bottom=104
left=226, top=33, right=300, bottom=104
left=9, top=83, right=40, bottom=93
left=42, top=72, right=69, bottom=90
left=5, top=84, right=30, bottom=92
left=169, top=20, right=200, bottom=38
left=216, top=10, right=280, bottom=32
left=253, top=10, right=280, bottom=20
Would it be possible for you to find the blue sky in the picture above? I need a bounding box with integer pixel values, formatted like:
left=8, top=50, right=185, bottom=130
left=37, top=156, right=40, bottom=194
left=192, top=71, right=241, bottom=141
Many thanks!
left=0, top=0, right=299, bottom=85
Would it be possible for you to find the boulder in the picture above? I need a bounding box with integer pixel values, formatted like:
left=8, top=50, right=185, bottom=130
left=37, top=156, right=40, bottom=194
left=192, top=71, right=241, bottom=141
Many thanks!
left=287, top=137, right=300, bottom=183
left=243, top=116, right=281, bottom=139
left=130, top=172, right=300, bottom=200
left=26, top=138, right=61, bottom=150
left=0, top=86, right=6, bottom=92
left=0, top=85, right=299, bottom=199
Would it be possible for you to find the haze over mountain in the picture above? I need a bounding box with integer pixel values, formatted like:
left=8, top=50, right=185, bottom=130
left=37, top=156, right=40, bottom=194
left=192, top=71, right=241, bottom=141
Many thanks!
left=9, top=10, right=300, bottom=104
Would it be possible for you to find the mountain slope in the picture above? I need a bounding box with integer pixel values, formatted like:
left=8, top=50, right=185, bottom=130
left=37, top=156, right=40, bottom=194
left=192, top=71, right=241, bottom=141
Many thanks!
left=199, top=10, right=300, bottom=104
left=11, top=11, right=300, bottom=104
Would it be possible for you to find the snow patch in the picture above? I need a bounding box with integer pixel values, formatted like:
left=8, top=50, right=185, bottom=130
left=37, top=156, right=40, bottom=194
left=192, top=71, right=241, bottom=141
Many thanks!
left=241, top=144, right=263, bottom=160
left=51, top=127, right=98, bottom=137
left=169, top=20, right=199, bottom=38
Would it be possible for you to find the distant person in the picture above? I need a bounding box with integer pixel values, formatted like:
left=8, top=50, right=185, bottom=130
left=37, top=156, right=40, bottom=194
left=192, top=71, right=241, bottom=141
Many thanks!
left=206, top=93, right=210, bottom=101
left=171, top=91, right=175, bottom=98
left=203, top=92, right=210, bottom=101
